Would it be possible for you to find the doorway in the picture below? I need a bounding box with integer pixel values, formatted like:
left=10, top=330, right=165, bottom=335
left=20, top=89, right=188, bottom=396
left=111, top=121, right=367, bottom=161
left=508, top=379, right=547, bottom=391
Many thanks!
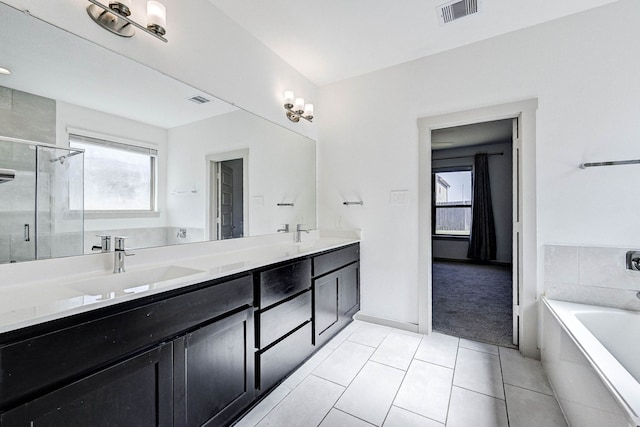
left=417, top=99, right=537, bottom=357
left=207, top=150, right=248, bottom=241
left=430, top=119, right=514, bottom=347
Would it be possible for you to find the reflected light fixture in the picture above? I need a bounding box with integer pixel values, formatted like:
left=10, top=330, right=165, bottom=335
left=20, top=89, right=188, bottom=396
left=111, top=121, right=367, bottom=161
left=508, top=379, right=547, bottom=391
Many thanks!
left=0, top=67, right=11, bottom=75
left=86, top=0, right=168, bottom=42
left=283, top=90, right=314, bottom=123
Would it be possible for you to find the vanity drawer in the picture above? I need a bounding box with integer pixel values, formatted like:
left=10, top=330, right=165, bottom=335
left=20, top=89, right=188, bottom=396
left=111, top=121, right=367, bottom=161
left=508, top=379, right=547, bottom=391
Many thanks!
left=0, top=274, right=252, bottom=410
left=313, top=244, right=360, bottom=277
left=258, top=290, right=312, bottom=348
left=258, top=259, right=311, bottom=309
left=257, top=322, right=313, bottom=391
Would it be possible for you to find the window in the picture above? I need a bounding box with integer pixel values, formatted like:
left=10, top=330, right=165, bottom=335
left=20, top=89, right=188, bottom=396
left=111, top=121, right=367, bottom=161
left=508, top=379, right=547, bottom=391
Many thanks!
left=433, top=168, right=472, bottom=236
left=69, top=134, right=157, bottom=212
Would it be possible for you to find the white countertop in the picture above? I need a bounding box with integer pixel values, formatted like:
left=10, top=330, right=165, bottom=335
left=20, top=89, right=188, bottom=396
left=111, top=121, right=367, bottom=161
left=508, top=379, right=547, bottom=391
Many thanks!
left=0, top=231, right=360, bottom=335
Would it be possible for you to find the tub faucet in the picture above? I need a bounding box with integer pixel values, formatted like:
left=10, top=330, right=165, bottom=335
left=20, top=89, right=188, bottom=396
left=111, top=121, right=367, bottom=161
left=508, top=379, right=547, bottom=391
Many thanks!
left=295, top=224, right=310, bottom=243
left=277, top=224, right=290, bottom=233
left=113, top=236, right=134, bottom=273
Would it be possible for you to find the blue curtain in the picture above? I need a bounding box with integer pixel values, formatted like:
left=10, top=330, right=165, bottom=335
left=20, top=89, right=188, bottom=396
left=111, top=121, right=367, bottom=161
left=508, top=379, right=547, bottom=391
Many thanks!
left=467, top=153, right=497, bottom=261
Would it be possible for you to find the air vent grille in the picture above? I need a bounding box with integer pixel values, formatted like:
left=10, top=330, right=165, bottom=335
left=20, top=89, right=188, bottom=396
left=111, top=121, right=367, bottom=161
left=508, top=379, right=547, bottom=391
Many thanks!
left=437, top=0, right=480, bottom=24
left=188, top=95, right=210, bottom=104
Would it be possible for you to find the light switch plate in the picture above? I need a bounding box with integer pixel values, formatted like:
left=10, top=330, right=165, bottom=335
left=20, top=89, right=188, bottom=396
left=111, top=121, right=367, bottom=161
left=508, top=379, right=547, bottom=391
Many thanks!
left=390, top=190, right=409, bottom=205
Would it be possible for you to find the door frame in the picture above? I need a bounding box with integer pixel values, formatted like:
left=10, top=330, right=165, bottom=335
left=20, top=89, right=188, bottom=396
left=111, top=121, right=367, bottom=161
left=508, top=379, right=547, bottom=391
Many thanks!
left=205, top=149, right=249, bottom=241
left=417, top=99, right=539, bottom=358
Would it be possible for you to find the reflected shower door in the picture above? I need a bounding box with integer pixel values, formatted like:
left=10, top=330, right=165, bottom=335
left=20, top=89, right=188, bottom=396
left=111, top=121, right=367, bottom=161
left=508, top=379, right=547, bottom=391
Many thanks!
left=36, top=146, right=84, bottom=260
left=0, top=140, right=36, bottom=263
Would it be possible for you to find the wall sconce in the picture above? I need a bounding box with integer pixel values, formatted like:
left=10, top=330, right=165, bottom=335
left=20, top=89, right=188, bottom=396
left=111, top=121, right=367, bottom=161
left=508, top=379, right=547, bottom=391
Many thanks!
left=87, top=0, right=168, bottom=42
left=283, top=90, right=314, bottom=123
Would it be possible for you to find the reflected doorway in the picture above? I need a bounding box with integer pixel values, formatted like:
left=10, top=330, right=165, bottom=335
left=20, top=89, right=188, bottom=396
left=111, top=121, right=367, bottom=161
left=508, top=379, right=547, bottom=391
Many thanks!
left=207, top=150, right=248, bottom=241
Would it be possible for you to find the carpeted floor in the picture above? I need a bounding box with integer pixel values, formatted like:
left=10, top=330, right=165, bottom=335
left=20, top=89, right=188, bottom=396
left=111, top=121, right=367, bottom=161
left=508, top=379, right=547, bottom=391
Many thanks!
left=432, top=260, right=516, bottom=348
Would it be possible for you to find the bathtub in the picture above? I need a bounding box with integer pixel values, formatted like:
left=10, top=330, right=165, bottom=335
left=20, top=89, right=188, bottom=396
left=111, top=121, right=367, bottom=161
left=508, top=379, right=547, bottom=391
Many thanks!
left=542, top=297, right=640, bottom=427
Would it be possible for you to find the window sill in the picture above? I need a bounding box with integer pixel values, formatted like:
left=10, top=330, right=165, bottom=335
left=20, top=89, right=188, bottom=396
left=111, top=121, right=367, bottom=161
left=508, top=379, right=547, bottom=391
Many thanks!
left=84, top=210, right=161, bottom=219
left=432, top=234, right=470, bottom=241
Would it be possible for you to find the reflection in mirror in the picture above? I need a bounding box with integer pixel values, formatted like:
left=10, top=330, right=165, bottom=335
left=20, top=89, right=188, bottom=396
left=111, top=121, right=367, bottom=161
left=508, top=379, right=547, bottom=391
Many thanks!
left=0, top=2, right=316, bottom=263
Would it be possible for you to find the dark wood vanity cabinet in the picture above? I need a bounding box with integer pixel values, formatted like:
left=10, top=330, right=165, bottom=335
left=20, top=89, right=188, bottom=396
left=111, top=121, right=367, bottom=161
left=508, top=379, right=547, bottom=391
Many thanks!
left=0, top=273, right=255, bottom=427
left=0, top=243, right=360, bottom=426
left=255, top=259, right=314, bottom=392
left=313, top=244, right=360, bottom=346
left=1, top=343, right=174, bottom=427
left=173, top=308, right=255, bottom=427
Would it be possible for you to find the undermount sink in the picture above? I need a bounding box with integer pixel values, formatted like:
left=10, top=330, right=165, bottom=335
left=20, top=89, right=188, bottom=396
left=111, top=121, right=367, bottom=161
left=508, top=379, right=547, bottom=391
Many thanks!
left=66, top=265, right=207, bottom=296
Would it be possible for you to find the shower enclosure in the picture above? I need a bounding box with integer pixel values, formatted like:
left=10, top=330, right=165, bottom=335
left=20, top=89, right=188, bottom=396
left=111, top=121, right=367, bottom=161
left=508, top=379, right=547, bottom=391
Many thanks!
left=0, top=137, right=84, bottom=263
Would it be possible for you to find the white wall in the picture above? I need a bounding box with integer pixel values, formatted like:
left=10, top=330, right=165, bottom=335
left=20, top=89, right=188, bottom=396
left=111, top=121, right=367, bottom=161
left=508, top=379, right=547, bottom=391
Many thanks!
left=318, top=0, right=640, bottom=342
left=432, top=141, right=513, bottom=263
left=1, top=0, right=318, bottom=141
left=167, top=110, right=316, bottom=237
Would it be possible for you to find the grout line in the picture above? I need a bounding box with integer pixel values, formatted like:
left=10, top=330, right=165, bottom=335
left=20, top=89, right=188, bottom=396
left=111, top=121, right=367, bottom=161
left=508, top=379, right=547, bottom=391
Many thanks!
left=504, top=382, right=554, bottom=397
left=332, top=407, right=377, bottom=426
left=498, top=348, right=511, bottom=427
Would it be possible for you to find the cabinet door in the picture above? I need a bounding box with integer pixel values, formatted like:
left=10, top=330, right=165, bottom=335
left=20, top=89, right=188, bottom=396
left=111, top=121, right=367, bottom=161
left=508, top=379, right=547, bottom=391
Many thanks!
left=314, top=271, right=339, bottom=340
left=340, top=262, right=360, bottom=320
left=174, top=308, right=255, bottom=427
left=0, top=344, right=173, bottom=427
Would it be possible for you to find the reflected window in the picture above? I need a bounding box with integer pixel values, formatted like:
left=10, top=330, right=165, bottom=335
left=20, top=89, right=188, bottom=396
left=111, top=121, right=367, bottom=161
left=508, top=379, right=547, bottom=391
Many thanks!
left=433, top=168, right=472, bottom=236
left=69, top=134, right=156, bottom=211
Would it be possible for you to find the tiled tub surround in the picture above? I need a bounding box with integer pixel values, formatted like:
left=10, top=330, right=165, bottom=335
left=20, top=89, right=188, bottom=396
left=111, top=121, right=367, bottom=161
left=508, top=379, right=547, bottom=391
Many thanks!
left=544, top=244, right=640, bottom=311
left=0, top=229, right=359, bottom=334
left=542, top=298, right=640, bottom=427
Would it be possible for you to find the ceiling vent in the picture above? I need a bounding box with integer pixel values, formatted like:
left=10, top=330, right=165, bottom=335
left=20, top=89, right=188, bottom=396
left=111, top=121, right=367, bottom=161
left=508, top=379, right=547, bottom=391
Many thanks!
left=188, top=95, right=210, bottom=105
left=437, top=0, right=481, bottom=25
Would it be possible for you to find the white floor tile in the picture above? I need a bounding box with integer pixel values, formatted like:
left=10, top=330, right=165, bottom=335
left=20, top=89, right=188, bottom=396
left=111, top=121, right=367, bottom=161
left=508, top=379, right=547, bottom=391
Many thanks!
left=335, top=361, right=405, bottom=426
left=459, top=338, right=499, bottom=355
left=347, top=322, right=392, bottom=348
left=255, top=375, right=344, bottom=427
left=414, top=332, right=459, bottom=369
left=393, top=359, right=453, bottom=423
left=504, top=384, right=568, bottom=427
left=499, top=347, right=553, bottom=395
left=382, top=406, right=444, bottom=427
left=453, top=347, right=504, bottom=399
left=313, top=340, right=375, bottom=386
left=371, top=332, right=422, bottom=370
left=282, top=344, right=334, bottom=389
left=319, top=409, right=375, bottom=427
left=446, top=386, right=508, bottom=427
left=325, top=320, right=364, bottom=350
left=234, top=384, right=292, bottom=427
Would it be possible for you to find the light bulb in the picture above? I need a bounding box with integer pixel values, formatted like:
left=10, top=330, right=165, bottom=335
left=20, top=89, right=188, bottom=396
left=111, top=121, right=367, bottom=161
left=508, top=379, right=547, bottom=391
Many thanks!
left=147, top=1, right=167, bottom=35
left=283, top=90, right=294, bottom=108
left=304, top=104, right=314, bottom=118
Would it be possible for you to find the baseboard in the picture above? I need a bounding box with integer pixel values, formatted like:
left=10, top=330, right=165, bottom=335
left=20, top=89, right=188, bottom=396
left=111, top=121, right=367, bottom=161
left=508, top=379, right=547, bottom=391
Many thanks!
left=433, top=257, right=512, bottom=268
left=353, top=313, right=419, bottom=333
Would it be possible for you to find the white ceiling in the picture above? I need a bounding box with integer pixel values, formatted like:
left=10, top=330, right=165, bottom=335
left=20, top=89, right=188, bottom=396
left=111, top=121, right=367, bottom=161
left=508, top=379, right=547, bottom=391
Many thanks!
left=210, top=0, right=619, bottom=86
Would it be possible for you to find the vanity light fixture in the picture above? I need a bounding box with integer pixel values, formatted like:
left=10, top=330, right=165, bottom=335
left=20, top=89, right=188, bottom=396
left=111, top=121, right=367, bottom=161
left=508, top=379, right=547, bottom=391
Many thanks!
left=0, top=67, right=11, bottom=75
left=87, top=0, right=168, bottom=42
left=283, top=90, right=314, bottom=123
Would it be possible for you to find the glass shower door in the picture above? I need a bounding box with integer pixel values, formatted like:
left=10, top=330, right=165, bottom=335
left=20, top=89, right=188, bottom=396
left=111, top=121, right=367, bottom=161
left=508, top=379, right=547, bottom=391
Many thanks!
left=0, top=139, right=36, bottom=263
left=36, top=146, right=84, bottom=260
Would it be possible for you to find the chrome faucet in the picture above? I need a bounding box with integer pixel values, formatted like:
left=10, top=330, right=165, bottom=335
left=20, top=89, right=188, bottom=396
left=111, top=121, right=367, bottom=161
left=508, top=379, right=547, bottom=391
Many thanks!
left=295, top=224, right=310, bottom=243
left=113, top=236, right=134, bottom=273
left=277, top=224, right=290, bottom=233
left=91, top=235, right=111, bottom=253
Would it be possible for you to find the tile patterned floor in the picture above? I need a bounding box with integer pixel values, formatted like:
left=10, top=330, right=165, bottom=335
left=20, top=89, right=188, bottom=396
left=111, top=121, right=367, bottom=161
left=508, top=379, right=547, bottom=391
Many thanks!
left=235, top=321, right=568, bottom=427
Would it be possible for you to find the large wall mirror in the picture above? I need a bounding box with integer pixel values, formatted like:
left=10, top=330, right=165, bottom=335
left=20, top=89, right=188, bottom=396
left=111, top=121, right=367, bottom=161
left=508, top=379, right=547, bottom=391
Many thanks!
left=0, top=2, right=316, bottom=264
